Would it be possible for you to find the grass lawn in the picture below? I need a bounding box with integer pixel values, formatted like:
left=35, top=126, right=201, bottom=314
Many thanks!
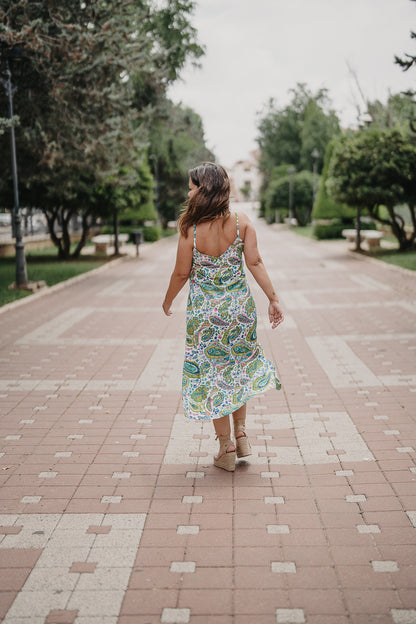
left=0, top=252, right=109, bottom=307
left=290, top=225, right=416, bottom=271
left=376, top=249, right=416, bottom=271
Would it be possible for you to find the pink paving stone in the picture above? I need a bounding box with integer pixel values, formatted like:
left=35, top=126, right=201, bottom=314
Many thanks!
left=45, top=610, right=79, bottom=624
left=86, top=525, right=111, bottom=534
left=0, top=525, right=22, bottom=534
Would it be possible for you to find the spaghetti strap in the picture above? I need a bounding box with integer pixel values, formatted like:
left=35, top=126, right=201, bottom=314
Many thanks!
left=235, top=213, right=239, bottom=239
left=193, top=224, right=196, bottom=248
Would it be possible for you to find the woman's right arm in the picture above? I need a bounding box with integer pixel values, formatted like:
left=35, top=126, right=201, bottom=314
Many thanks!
left=162, top=231, right=193, bottom=316
left=242, top=217, right=284, bottom=329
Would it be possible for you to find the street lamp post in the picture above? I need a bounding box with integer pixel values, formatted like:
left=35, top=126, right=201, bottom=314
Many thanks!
left=287, top=165, right=296, bottom=227
left=1, top=48, right=28, bottom=288
left=311, top=148, right=320, bottom=207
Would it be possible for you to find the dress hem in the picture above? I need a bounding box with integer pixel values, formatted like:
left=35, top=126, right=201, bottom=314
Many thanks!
left=183, top=376, right=281, bottom=422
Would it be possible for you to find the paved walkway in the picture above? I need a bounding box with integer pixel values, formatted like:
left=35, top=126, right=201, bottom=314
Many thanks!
left=0, top=203, right=415, bottom=624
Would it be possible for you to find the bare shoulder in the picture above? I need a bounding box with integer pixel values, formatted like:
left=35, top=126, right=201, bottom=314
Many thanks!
left=236, top=211, right=255, bottom=240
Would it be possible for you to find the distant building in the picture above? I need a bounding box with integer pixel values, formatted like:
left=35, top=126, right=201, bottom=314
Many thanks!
left=228, top=151, right=262, bottom=202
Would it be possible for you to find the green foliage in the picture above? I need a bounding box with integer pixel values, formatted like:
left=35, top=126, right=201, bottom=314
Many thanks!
left=367, top=93, right=416, bottom=136
left=257, top=83, right=340, bottom=179
left=312, top=140, right=356, bottom=221
left=257, top=83, right=340, bottom=226
left=143, top=224, right=161, bottom=242
left=148, top=100, right=214, bottom=226
left=313, top=220, right=376, bottom=240
left=327, top=128, right=416, bottom=250
left=265, top=169, right=315, bottom=226
left=0, top=0, right=204, bottom=255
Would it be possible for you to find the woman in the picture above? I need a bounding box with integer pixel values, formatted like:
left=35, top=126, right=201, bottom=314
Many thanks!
left=162, top=162, right=283, bottom=471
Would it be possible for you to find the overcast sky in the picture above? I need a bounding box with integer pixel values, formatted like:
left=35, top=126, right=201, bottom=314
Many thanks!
left=168, top=0, right=416, bottom=166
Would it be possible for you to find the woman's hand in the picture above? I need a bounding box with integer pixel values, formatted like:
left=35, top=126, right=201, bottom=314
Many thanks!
left=268, top=301, right=284, bottom=329
left=162, top=299, right=173, bottom=316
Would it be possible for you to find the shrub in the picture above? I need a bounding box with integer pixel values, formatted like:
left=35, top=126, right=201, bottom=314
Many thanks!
left=143, top=225, right=161, bottom=242
left=313, top=219, right=376, bottom=240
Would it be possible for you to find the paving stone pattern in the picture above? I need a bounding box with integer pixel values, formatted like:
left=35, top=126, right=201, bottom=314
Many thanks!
left=0, top=203, right=416, bottom=623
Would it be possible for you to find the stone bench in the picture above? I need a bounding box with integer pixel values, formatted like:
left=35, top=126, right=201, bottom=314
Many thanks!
left=342, top=229, right=383, bottom=249
left=91, top=234, right=129, bottom=254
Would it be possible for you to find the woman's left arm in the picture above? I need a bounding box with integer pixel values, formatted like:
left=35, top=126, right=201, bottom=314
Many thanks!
left=162, top=233, right=193, bottom=316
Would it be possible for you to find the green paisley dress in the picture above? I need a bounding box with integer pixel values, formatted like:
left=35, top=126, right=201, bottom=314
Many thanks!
left=182, top=214, right=281, bottom=420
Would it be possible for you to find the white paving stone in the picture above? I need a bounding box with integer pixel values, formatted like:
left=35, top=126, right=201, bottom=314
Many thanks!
left=346, top=495, right=366, bottom=503
left=372, top=560, right=399, bottom=572
left=163, top=411, right=374, bottom=465
left=177, top=525, right=199, bottom=534
left=272, top=561, right=296, bottom=573
left=1, top=513, right=145, bottom=622
left=20, top=496, right=41, bottom=504
left=261, top=472, right=280, bottom=478
left=357, top=524, right=381, bottom=534
left=101, top=496, right=122, bottom=504
left=391, top=609, right=416, bottom=624
left=182, top=496, right=203, bottom=504
left=264, top=497, right=285, bottom=505
left=161, top=608, right=191, bottom=623
left=276, top=608, right=306, bottom=623
left=397, top=447, right=415, bottom=453
left=406, top=511, right=416, bottom=527
left=170, top=562, right=196, bottom=573
left=306, top=336, right=382, bottom=388
left=267, top=525, right=290, bottom=534
left=186, top=471, right=205, bottom=478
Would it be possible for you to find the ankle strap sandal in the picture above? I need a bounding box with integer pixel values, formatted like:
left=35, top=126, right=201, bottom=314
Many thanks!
left=214, top=435, right=236, bottom=472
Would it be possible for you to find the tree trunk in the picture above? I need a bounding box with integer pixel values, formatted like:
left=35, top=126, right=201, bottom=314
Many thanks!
left=60, top=208, right=73, bottom=259
left=44, top=209, right=64, bottom=257
left=72, top=211, right=90, bottom=258
left=113, top=208, right=120, bottom=255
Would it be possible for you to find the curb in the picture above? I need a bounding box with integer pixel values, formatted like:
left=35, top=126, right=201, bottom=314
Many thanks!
left=0, top=254, right=130, bottom=317
left=347, top=247, right=416, bottom=277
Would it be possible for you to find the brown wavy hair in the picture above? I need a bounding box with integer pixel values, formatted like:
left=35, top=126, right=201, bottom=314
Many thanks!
left=178, top=162, right=230, bottom=237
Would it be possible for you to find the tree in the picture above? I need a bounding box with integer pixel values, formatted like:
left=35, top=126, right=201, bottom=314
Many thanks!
left=0, top=0, right=204, bottom=256
left=394, top=1, right=416, bottom=132
left=367, top=93, right=416, bottom=136
left=327, top=128, right=416, bottom=250
left=266, top=170, right=315, bottom=226
left=312, top=140, right=356, bottom=222
left=148, top=99, right=214, bottom=227
left=257, top=83, right=340, bottom=179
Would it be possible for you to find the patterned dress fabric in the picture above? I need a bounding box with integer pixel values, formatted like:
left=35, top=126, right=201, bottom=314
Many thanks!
left=182, top=214, right=281, bottom=421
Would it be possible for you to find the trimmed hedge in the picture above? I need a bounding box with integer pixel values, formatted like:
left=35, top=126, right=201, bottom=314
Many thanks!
left=313, top=220, right=377, bottom=240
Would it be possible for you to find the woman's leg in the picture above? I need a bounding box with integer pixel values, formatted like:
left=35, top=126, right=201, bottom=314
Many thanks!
left=233, top=402, right=251, bottom=458
left=232, top=403, right=247, bottom=438
left=213, top=415, right=235, bottom=458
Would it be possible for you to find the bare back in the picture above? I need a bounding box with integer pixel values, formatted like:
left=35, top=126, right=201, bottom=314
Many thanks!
left=194, top=213, right=241, bottom=258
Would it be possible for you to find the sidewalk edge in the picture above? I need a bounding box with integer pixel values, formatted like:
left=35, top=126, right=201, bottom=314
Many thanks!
left=0, top=255, right=129, bottom=317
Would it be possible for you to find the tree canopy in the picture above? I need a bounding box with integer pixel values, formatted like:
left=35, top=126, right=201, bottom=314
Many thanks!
left=327, top=128, right=416, bottom=250
left=0, top=0, right=207, bottom=256
left=257, top=83, right=340, bottom=180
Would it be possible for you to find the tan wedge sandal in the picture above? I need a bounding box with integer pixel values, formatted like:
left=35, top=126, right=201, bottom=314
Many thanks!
left=214, top=435, right=236, bottom=472
left=234, top=419, right=252, bottom=458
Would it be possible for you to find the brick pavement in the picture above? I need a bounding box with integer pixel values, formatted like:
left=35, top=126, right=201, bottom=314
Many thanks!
left=0, top=203, right=415, bottom=624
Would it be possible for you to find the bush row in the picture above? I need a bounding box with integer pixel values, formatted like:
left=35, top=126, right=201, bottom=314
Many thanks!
left=313, top=220, right=377, bottom=240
